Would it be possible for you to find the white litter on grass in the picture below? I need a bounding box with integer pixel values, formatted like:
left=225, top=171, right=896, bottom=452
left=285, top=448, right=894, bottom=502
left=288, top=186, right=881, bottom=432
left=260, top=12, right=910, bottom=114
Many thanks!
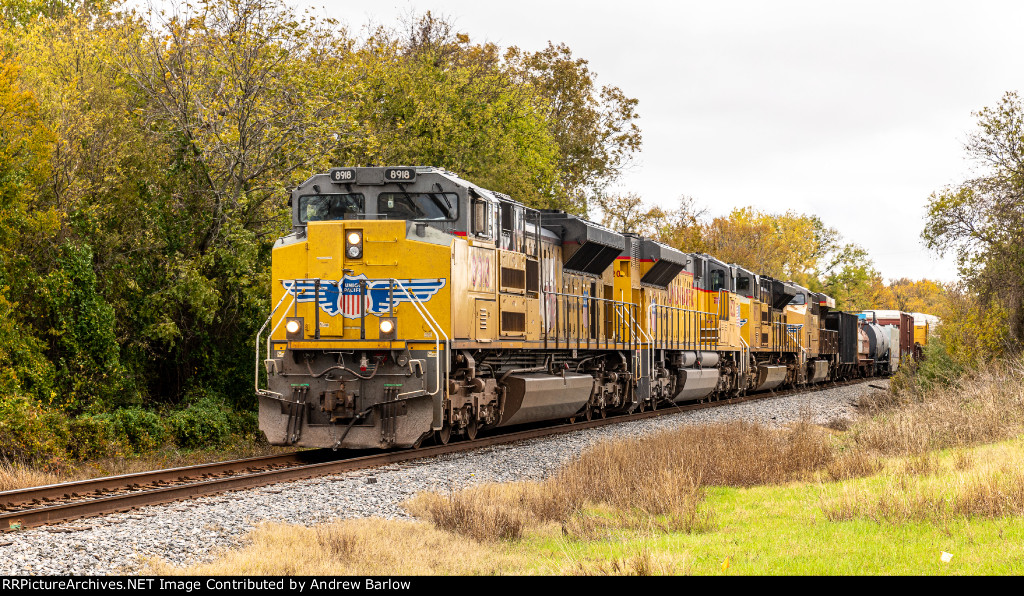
left=940, top=551, right=953, bottom=563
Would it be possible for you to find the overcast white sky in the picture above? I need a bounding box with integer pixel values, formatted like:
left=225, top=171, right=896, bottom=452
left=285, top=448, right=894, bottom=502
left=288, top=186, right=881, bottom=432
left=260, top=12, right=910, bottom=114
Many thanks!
left=295, top=0, right=1024, bottom=284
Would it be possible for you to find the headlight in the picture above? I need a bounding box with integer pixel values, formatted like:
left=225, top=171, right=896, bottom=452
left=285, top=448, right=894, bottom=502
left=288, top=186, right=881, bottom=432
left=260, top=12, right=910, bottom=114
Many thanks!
left=378, top=317, right=397, bottom=340
left=285, top=317, right=303, bottom=339
left=346, top=229, right=363, bottom=259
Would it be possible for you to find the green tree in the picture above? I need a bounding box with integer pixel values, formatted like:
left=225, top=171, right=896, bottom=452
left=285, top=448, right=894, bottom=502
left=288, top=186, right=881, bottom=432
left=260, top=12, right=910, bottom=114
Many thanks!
left=924, top=91, right=1024, bottom=352
left=506, top=42, right=641, bottom=213
left=0, top=0, right=644, bottom=429
left=820, top=243, right=878, bottom=310
left=0, top=57, right=55, bottom=402
left=339, top=13, right=561, bottom=209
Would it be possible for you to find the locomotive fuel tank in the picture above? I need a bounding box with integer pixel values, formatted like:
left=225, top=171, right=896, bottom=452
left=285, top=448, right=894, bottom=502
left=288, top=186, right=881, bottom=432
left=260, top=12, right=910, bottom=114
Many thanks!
left=672, top=368, right=720, bottom=402
left=496, top=373, right=594, bottom=427
left=752, top=364, right=787, bottom=391
left=809, top=360, right=829, bottom=383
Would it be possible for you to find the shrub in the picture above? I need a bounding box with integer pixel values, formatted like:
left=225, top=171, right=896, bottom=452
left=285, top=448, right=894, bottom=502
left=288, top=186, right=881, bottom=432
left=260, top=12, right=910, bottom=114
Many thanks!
left=101, top=407, right=167, bottom=453
left=229, top=408, right=259, bottom=439
left=889, top=337, right=964, bottom=398
left=0, top=395, right=126, bottom=466
left=169, top=398, right=231, bottom=449
left=0, top=394, right=64, bottom=465
left=66, top=415, right=122, bottom=460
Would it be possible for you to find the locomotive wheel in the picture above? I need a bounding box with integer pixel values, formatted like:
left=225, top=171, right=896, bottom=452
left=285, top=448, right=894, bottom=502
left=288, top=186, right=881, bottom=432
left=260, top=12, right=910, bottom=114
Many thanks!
left=650, top=397, right=658, bottom=411
left=599, top=407, right=607, bottom=419
left=436, top=423, right=452, bottom=445
left=584, top=406, right=593, bottom=422
left=637, top=399, right=646, bottom=413
left=466, top=418, right=478, bottom=441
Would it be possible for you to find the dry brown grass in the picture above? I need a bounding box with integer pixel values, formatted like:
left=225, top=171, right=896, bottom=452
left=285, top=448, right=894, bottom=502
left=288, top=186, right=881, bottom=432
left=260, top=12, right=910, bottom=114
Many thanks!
left=823, top=416, right=851, bottom=431
left=411, top=356, right=1024, bottom=544
left=824, top=449, right=884, bottom=481
left=564, top=547, right=687, bottom=575
left=0, top=460, right=63, bottom=492
left=145, top=517, right=518, bottom=575
left=562, top=419, right=835, bottom=491
left=822, top=471, right=1024, bottom=523
left=408, top=418, right=843, bottom=543
left=820, top=443, right=1024, bottom=524
left=408, top=485, right=531, bottom=542
left=818, top=358, right=1024, bottom=524
left=852, top=355, right=1024, bottom=455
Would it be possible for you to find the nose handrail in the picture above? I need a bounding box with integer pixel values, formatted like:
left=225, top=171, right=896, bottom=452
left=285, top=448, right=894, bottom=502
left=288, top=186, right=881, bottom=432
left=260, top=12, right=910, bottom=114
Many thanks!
left=255, top=288, right=297, bottom=397
left=393, top=279, right=450, bottom=431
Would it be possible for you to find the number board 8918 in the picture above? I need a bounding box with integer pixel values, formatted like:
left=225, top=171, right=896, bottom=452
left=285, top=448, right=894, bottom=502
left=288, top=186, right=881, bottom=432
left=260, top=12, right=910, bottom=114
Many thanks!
left=383, top=167, right=416, bottom=182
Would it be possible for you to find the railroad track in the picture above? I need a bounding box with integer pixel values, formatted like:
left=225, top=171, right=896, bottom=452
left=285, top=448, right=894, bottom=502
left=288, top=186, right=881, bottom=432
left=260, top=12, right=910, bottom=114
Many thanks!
left=0, top=378, right=877, bottom=532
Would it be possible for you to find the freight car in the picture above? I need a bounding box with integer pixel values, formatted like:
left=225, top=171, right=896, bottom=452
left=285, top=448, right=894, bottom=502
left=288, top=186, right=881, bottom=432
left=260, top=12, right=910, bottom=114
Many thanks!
left=255, top=166, right=910, bottom=450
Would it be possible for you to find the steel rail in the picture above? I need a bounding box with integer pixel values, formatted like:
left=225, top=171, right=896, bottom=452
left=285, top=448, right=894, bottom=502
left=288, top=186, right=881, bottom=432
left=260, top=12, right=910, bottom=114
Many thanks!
left=0, top=450, right=333, bottom=511
left=0, top=378, right=877, bottom=532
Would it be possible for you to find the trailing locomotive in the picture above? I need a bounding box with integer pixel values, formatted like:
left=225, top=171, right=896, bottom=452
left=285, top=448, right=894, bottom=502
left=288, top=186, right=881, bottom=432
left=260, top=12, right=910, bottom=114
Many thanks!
left=255, top=166, right=922, bottom=450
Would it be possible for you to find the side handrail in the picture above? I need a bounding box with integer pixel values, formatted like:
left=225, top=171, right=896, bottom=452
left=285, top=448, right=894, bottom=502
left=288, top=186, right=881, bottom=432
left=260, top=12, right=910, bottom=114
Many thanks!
left=539, top=288, right=639, bottom=344
left=618, top=302, right=653, bottom=381
left=786, top=329, right=807, bottom=356
left=738, top=334, right=750, bottom=384
left=649, top=302, right=720, bottom=350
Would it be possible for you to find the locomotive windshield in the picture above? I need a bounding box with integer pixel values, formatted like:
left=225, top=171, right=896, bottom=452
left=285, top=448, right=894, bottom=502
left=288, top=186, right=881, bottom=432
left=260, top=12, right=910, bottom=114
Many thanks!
left=299, top=193, right=365, bottom=222
left=377, top=192, right=458, bottom=221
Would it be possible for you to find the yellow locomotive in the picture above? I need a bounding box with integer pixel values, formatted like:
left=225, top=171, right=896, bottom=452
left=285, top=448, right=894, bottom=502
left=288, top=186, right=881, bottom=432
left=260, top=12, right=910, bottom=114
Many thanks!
left=256, top=166, right=843, bottom=449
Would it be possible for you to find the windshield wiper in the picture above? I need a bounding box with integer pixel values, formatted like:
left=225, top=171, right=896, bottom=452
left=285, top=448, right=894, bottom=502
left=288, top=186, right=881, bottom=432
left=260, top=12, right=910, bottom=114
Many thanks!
left=426, top=193, right=452, bottom=219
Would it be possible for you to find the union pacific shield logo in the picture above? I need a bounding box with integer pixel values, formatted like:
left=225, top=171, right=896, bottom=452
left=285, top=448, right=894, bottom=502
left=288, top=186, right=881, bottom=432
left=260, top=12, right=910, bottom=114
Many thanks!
left=282, top=276, right=446, bottom=319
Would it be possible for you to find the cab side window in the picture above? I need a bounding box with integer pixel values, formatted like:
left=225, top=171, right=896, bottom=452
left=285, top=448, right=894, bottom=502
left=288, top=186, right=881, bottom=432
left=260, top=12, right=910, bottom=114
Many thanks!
left=472, top=197, right=493, bottom=239
left=711, top=269, right=724, bottom=292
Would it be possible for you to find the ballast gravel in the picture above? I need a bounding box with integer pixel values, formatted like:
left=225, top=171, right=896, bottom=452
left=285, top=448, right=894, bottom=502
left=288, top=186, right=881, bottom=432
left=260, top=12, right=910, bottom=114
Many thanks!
left=0, top=379, right=887, bottom=575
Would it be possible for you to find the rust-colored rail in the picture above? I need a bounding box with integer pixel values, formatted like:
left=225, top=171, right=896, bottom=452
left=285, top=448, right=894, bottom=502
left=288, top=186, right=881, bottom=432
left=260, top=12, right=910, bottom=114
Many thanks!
left=0, top=378, right=875, bottom=532
left=0, top=451, right=333, bottom=511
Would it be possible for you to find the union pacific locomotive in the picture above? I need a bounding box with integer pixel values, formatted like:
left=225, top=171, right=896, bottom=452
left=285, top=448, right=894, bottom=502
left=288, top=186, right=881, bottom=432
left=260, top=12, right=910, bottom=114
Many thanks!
left=256, top=166, right=926, bottom=449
